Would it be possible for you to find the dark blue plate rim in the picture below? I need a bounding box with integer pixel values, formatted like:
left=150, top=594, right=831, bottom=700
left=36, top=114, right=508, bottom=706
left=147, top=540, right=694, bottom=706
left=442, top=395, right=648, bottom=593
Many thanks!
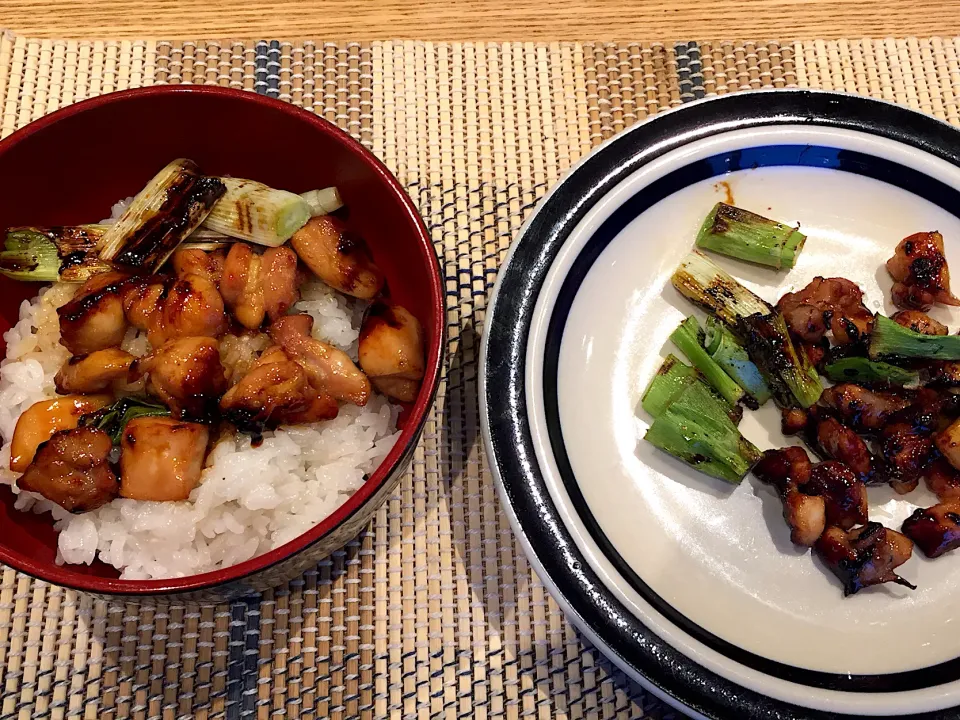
left=480, top=89, right=960, bottom=720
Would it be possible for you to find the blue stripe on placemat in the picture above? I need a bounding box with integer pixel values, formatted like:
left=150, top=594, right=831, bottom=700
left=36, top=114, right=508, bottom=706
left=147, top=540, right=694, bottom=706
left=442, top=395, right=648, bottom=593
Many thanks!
left=675, top=41, right=705, bottom=101
left=226, top=595, right=262, bottom=720
left=254, top=40, right=269, bottom=96
left=254, top=40, right=281, bottom=98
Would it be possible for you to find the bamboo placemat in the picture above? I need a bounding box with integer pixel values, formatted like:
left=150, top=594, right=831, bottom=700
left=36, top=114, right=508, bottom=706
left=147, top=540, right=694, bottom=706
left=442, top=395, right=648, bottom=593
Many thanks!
left=0, top=33, right=958, bottom=720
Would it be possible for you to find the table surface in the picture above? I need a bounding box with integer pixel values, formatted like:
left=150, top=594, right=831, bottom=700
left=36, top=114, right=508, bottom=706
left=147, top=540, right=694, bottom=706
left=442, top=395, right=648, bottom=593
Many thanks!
left=0, top=0, right=958, bottom=39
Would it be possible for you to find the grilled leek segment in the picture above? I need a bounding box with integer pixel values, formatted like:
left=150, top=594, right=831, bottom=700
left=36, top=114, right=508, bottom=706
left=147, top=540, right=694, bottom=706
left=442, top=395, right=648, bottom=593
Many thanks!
left=99, top=159, right=226, bottom=271
left=301, top=187, right=344, bottom=216
left=822, top=357, right=919, bottom=386
left=0, top=225, right=111, bottom=282
left=203, top=178, right=312, bottom=246
left=703, top=316, right=772, bottom=406
left=670, top=316, right=746, bottom=408
left=695, top=202, right=806, bottom=270
left=869, top=313, right=960, bottom=361
left=671, top=251, right=822, bottom=408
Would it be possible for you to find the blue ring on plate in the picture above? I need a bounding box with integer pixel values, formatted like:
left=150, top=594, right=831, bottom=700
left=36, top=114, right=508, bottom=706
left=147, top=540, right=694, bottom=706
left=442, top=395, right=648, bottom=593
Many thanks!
left=482, top=90, right=960, bottom=720
left=542, top=143, right=960, bottom=693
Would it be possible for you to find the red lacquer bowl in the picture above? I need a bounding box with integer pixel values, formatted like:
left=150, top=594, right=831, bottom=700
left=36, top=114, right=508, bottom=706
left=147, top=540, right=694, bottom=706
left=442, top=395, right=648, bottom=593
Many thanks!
left=0, top=86, right=444, bottom=601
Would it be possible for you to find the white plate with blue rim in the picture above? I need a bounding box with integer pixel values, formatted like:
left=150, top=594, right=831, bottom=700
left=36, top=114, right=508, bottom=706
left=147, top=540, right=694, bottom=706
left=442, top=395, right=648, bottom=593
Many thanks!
left=480, top=89, right=960, bottom=718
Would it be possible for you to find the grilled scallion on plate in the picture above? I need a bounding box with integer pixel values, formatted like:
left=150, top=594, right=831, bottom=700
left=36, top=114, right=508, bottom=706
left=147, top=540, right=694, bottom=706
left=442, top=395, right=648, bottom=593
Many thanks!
left=869, top=314, right=960, bottom=361
left=703, top=315, right=772, bottom=406
left=671, top=251, right=822, bottom=408
left=670, top=315, right=747, bottom=408
left=301, top=187, right=344, bottom=216
left=99, top=159, right=225, bottom=271
left=644, top=377, right=761, bottom=484
left=695, top=202, right=806, bottom=270
left=0, top=225, right=112, bottom=282
left=822, top=356, right=919, bottom=386
left=204, top=178, right=312, bottom=246
left=642, top=354, right=742, bottom=423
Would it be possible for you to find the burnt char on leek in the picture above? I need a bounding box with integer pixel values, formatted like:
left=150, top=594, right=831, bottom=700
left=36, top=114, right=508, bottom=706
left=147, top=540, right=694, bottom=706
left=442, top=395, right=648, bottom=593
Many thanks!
left=823, top=356, right=919, bottom=386
left=703, top=316, right=772, bottom=406
left=99, top=159, right=225, bottom=271
left=0, top=225, right=112, bottom=282
left=671, top=251, right=823, bottom=408
left=869, top=314, right=960, bottom=361
left=670, top=316, right=747, bottom=408
left=695, top=202, right=806, bottom=270
left=644, top=375, right=761, bottom=484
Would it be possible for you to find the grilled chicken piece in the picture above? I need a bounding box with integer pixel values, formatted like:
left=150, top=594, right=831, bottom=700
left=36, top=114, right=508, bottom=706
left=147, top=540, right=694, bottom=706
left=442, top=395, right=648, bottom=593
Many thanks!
left=240, top=344, right=339, bottom=425
left=290, top=216, right=384, bottom=299
left=804, top=461, right=868, bottom=530
left=269, top=314, right=370, bottom=406
left=815, top=523, right=915, bottom=595
left=814, top=417, right=874, bottom=481
left=358, top=302, right=425, bottom=403
left=261, top=246, right=300, bottom=322
left=220, top=242, right=267, bottom=329
left=881, top=422, right=936, bottom=494
left=753, top=447, right=825, bottom=547
left=131, top=337, right=227, bottom=421
left=219, top=359, right=333, bottom=433
left=925, top=458, right=960, bottom=501
left=777, top=277, right=874, bottom=344
left=889, top=387, right=960, bottom=434
left=172, top=247, right=225, bottom=284
left=9, top=395, right=112, bottom=472
left=119, top=416, right=209, bottom=501
left=901, top=500, right=960, bottom=558
left=780, top=407, right=810, bottom=436
left=55, top=348, right=136, bottom=394
left=57, top=271, right=136, bottom=354
left=892, top=310, right=948, bottom=335
left=18, top=427, right=118, bottom=512
left=124, top=272, right=228, bottom=346
left=819, top=383, right=911, bottom=431
left=887, top=231, right=960, bottom=310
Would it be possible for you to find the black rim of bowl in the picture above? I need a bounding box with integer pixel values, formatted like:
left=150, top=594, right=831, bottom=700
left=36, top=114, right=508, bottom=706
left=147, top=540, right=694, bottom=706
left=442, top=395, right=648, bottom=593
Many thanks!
left=480, top=89, right=960, bottom=720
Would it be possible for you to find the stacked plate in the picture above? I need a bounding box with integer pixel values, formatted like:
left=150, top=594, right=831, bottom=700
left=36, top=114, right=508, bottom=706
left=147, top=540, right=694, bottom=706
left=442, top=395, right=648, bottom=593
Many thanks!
left=480, top=90, right=960, bottom=718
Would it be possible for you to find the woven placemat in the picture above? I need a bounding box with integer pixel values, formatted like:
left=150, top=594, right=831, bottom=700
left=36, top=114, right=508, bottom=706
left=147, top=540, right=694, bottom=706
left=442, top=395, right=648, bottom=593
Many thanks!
left=0, top=33, right=958, bottom=720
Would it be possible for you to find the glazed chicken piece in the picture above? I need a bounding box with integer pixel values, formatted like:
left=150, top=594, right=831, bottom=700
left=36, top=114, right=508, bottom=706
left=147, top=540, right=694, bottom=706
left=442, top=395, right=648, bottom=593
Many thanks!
left=777, top=277, right=874, bottom=345
left=18, top=427, right=118, bottom=512
left=901, top=500, right=960, bottom=558
left=780, top=407, right=810, bottom=436
left=889, top=386, right=960, bottom=435
left=815, top=523, right=915, bottom=596
left=55, top=348, right=136, bottom=394
left=813, top=416, right=874, bottom=481
left=261, top=246, right=300, bottom=321
left=244, top=344, right=338, bottom=424
left=172, top=247, right=225, bottom=284
left=220, top=242, right=267, bottom=329
left=131, top=337, right=227, bottom=421
left=9, top=394, right=111, bottom=472
left=892, top=310, right=948, bottom=335
left=124, top=272, right=228, bottom=346
left=290, top=216, right=385, bottom=300
left=269, top=314, right=371, bottom=406
left=881, top=422, right=936, bottom=495
left=803, top=461, right=869, bottom=530
left=925, top=458, right=960, bottom=501
left=220, top=358, right=331, bottom=433
left=119, top=416, right=209, bottom=502
left=753, top=446, right=825, bottom=547
left=819, top=383, right=912, bottom=431
left=358, top=301, right=426, bottom=403
left=57, top=271, right=136, bottom=354
left=886, top=231, right=960, bottom=310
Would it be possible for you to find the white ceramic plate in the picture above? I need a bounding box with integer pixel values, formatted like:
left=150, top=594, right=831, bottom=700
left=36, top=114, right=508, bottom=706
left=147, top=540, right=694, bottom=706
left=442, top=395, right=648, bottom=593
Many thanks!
left=480, top=90, right=960, bottom=719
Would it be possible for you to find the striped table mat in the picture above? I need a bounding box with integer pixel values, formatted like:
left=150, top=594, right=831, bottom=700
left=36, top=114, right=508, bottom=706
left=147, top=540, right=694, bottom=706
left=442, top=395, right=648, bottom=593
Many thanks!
left=0, top=33, right=958, bottom=720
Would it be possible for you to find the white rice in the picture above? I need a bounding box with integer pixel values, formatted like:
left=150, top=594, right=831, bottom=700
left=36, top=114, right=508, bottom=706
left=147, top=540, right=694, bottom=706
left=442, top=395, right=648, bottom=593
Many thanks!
left=0, top=275, right=400, bottom=580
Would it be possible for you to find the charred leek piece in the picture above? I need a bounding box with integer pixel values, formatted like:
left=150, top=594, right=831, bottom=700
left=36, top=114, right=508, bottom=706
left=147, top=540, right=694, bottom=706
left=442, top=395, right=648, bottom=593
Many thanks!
left=0, top=225, right=112, bottom=282
left=644, top=380, right=761, bottom=484
left=300, top=187, right=344, bottom=216
left=79, top=397, right=170, bottom=444
left=703, top=316, right=772, bottom=406
left=204, top=178, right=312, bottom=246
left=99, top=159, right=225, bottom=271
left=869, top=314, right=960, bottom=361
left=695, top=202, right=806, bottom=270
left=670, top=316, right=746, bottom=408
left=642, top=354, right=700, bottom=418
left=671, top=251, right=823, bottom=408
left=823, top=357, right=919, bottom=386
